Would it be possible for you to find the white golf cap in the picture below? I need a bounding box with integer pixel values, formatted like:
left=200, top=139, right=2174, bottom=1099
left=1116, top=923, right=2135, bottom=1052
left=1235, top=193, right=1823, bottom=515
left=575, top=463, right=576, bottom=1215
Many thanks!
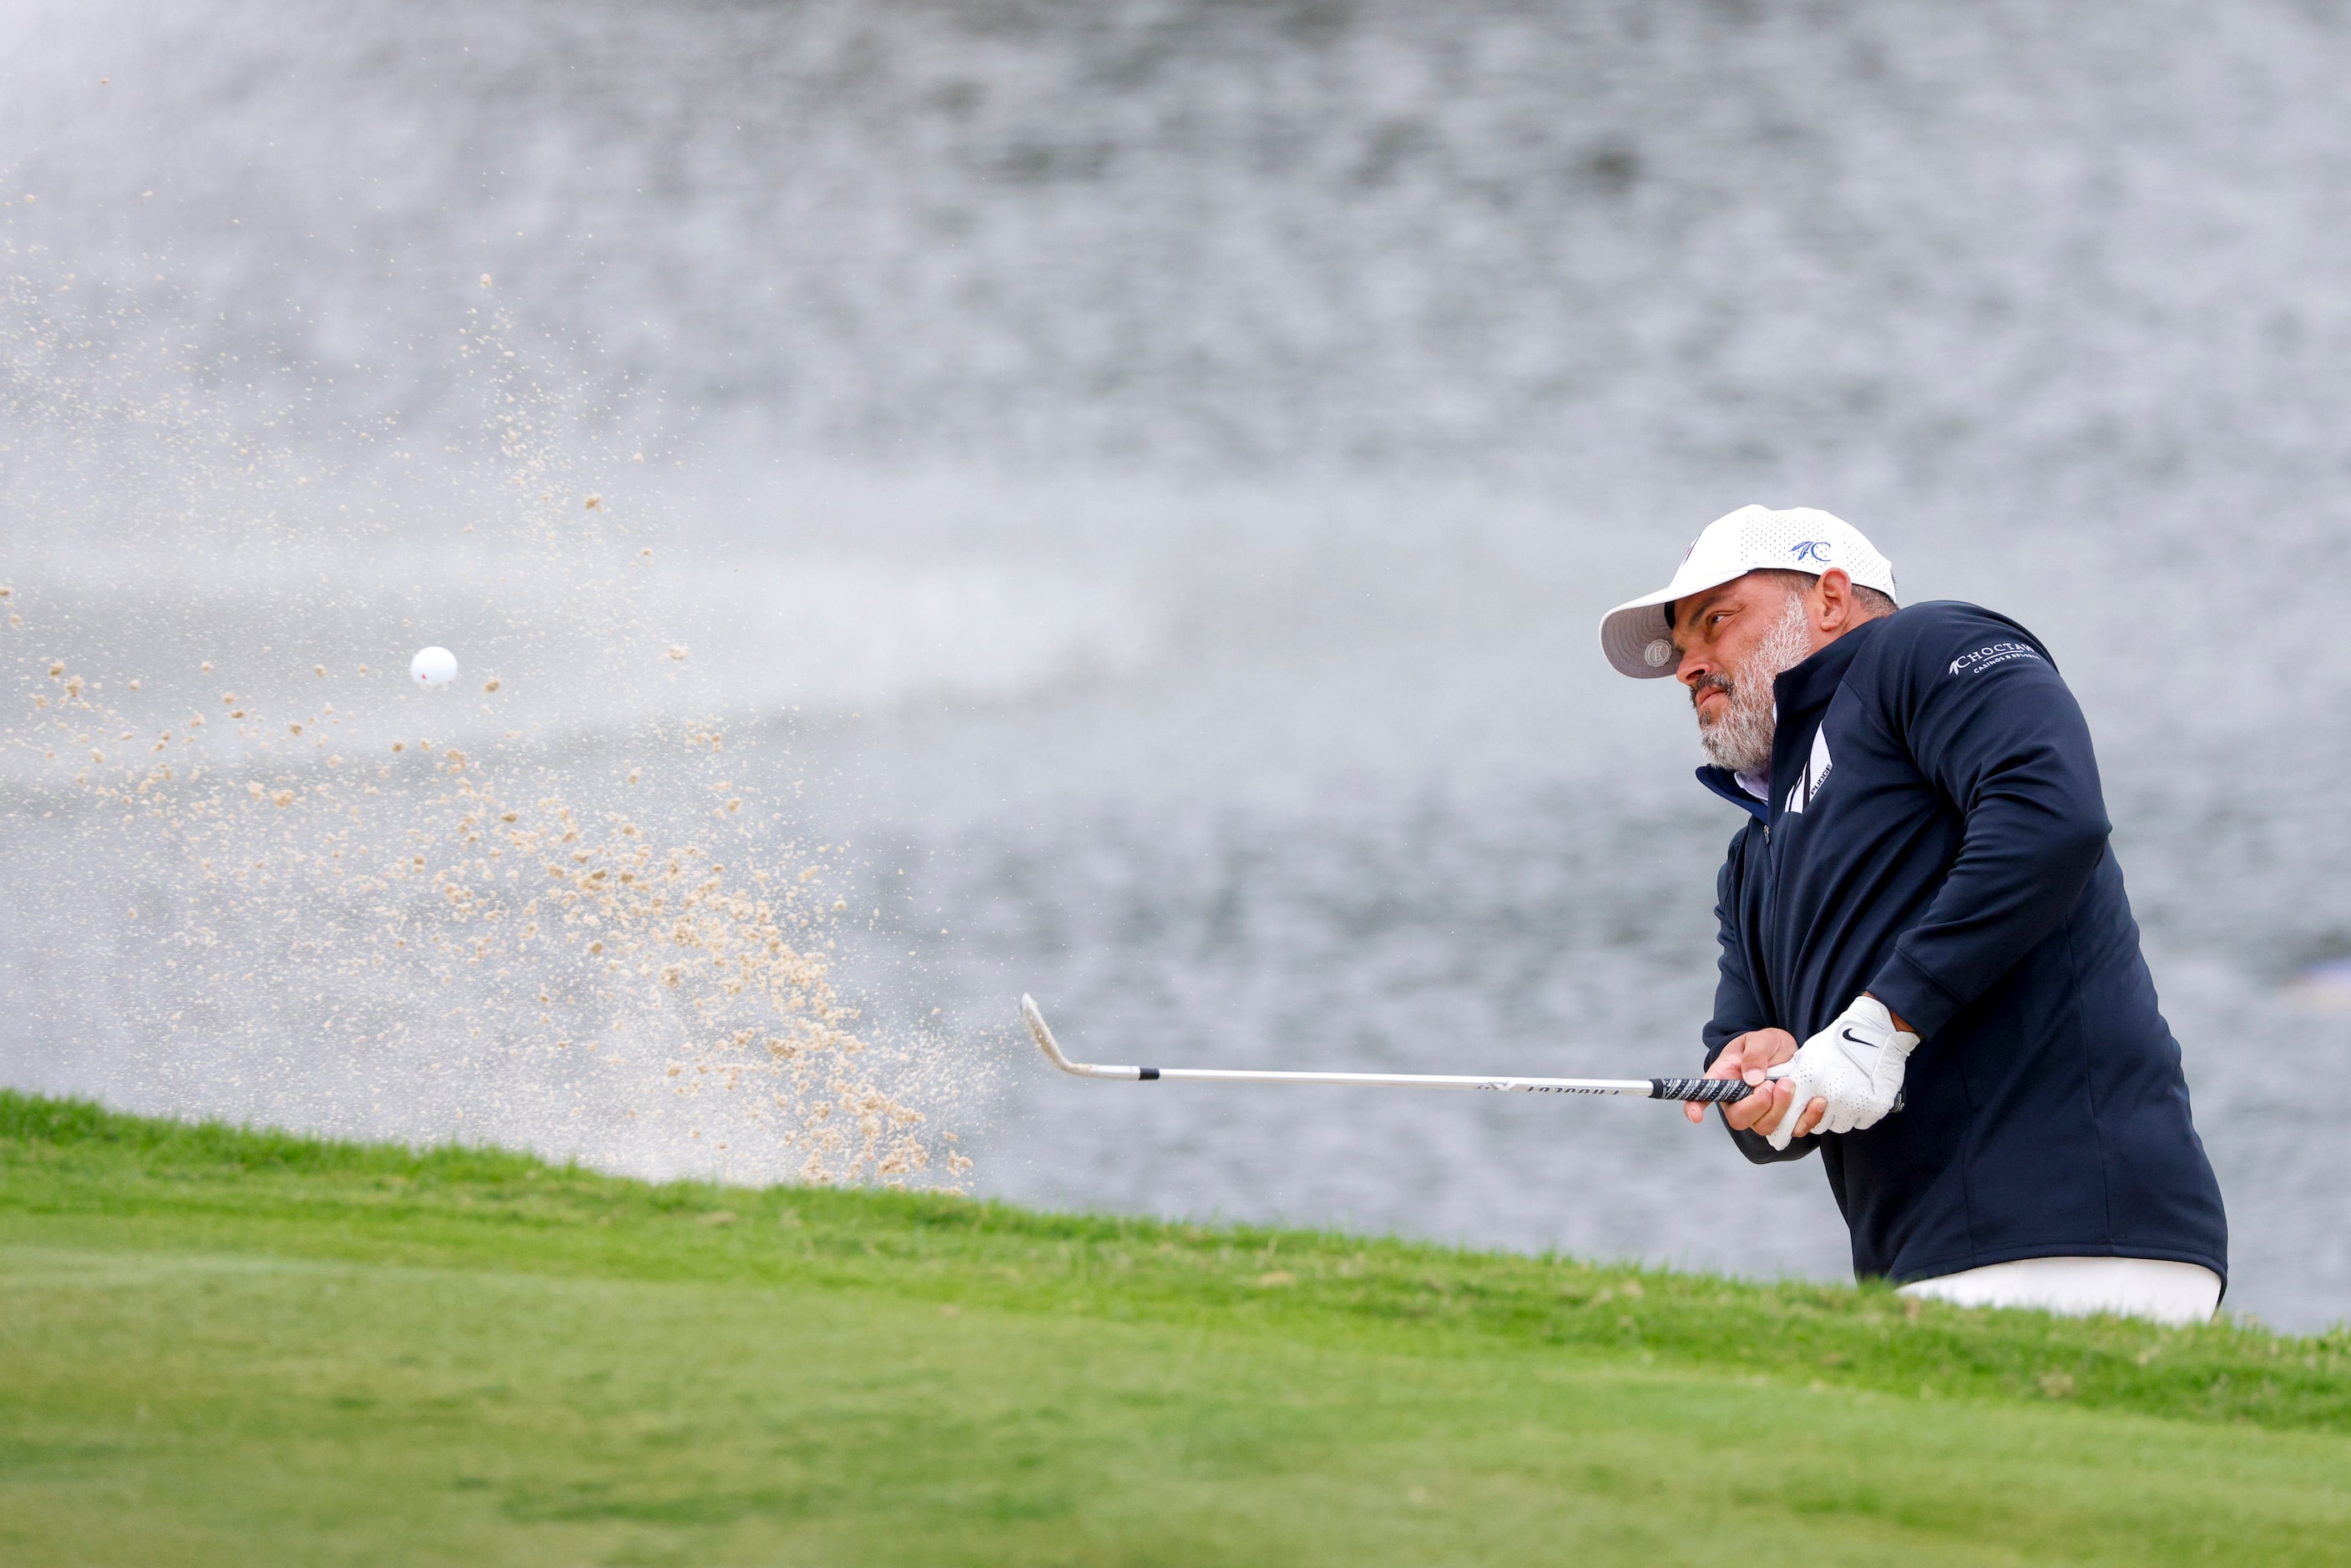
left=1597, top=504, right=1898, bottom=679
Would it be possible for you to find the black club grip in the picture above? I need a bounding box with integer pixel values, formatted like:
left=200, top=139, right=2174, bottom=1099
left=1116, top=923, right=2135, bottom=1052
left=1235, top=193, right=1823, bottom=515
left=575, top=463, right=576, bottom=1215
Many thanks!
left=1649, top=1076, right=1753, bottom=1103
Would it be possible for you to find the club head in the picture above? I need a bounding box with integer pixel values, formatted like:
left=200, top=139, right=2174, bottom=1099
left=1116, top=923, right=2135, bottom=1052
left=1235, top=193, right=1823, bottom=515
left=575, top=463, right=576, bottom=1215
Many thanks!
left=1021, top=994, right=1079, bottom=1075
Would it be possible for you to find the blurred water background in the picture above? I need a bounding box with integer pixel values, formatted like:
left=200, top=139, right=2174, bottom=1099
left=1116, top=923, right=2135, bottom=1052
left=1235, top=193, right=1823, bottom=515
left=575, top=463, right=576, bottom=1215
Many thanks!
left=4, top=0, right=2349, bottom=1326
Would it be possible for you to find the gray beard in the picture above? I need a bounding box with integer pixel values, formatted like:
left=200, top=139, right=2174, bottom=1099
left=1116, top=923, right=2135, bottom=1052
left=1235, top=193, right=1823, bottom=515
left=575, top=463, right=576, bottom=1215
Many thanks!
left=1697, top=595, right=1816, bottom=777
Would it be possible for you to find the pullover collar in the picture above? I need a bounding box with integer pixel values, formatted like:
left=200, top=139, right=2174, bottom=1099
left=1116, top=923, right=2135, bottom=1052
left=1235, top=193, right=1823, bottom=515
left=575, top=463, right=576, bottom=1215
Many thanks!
left=1696, top=764, right=1769, bottom=820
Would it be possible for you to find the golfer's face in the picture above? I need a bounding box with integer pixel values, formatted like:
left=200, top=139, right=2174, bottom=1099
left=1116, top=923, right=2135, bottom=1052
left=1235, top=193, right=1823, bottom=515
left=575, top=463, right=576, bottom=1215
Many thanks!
left=1670, top=574, right=1785, bottom=719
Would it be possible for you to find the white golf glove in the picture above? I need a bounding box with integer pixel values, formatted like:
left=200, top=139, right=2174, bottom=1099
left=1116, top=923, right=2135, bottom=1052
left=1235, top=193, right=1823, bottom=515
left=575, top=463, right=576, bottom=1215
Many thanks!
left=1764, top=995, right=1919, bottom=1151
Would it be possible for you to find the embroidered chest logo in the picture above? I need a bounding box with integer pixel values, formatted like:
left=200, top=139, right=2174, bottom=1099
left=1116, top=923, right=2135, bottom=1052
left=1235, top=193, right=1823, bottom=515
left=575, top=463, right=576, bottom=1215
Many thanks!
left=1789, top=540, right=1833, bottom=564
left=1948, top=642, right=2041, bottom=676
left=1784, top=726, right=1833, bottom=816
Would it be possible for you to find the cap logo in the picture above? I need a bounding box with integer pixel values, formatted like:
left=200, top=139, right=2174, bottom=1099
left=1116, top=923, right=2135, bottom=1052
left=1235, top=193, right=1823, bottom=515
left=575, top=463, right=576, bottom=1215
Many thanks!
left=1643, top=638, right=1675, bottom=669
left=1789, top=540, right=1832, bottom=564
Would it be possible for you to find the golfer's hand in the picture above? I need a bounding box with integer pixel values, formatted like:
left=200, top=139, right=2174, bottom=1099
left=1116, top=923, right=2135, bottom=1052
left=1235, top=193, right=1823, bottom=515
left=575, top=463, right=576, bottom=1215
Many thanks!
left=1683, top=1029, right=1826, bottom=1140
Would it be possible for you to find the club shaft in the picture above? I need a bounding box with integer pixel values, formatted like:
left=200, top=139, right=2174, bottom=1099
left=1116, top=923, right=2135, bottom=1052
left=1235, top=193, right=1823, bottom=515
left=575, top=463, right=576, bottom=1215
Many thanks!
left=1157, top=1067, right=1648, bottom=1091
left=1145, top=1065, right=1717, bottom=1098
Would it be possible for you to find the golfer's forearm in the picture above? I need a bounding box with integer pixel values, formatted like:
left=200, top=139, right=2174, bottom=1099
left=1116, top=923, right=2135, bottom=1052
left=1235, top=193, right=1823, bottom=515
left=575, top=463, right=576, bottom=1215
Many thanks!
left=1868, top=808, right=2106, bottom=1037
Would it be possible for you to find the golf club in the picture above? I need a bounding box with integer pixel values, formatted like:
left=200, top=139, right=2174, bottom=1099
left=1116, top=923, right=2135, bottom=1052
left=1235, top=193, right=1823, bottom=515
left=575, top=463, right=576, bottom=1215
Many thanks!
left=1021, top=994, right=1765, bottom=1104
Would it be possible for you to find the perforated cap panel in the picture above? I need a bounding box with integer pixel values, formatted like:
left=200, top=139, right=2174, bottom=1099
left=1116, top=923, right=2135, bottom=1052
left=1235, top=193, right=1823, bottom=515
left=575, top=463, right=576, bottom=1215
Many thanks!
left=1725, top=507, right=1897, bottom=601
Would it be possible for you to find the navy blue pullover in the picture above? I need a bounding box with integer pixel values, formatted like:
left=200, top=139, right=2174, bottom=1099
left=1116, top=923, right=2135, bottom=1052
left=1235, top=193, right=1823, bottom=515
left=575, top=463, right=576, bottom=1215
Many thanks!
left=1700, top=601, right=2227, bottom=1287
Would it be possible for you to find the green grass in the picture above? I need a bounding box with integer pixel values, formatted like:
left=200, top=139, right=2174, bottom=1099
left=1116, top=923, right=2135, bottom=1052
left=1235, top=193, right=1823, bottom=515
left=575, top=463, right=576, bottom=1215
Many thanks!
left=2, top=1090, right=2346, bottom=1565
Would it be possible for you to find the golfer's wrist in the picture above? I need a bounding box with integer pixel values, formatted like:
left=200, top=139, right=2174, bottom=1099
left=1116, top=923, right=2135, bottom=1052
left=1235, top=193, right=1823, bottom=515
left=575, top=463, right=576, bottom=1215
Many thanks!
left=1861, top=993, right=1914, bottom=1035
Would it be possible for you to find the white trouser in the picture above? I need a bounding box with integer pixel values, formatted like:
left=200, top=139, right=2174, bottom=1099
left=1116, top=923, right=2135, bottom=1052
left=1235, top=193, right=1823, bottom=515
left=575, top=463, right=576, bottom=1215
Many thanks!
left=1896, top=1257, right=2221, bottom=1327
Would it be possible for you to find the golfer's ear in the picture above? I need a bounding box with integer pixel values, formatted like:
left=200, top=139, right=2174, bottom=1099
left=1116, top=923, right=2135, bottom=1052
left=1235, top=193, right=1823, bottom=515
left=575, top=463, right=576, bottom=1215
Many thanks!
left=1815, top=568, right=1853, bottom=630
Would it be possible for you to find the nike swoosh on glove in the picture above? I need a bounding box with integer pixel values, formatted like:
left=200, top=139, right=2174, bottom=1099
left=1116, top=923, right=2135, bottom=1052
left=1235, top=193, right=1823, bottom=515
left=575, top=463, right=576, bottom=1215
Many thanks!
left=1765, top=995, right=1920, bottom=1151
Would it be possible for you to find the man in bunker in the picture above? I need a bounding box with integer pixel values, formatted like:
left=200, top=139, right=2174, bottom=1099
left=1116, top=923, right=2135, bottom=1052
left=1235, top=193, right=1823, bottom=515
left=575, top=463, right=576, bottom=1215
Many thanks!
left=1599, top=505, right=2227, bottom=1323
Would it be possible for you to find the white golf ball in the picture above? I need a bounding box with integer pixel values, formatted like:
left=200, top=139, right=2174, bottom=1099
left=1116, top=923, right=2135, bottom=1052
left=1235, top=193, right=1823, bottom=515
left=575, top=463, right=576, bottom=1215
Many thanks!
left=409, top=646, right=458, bottom=690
